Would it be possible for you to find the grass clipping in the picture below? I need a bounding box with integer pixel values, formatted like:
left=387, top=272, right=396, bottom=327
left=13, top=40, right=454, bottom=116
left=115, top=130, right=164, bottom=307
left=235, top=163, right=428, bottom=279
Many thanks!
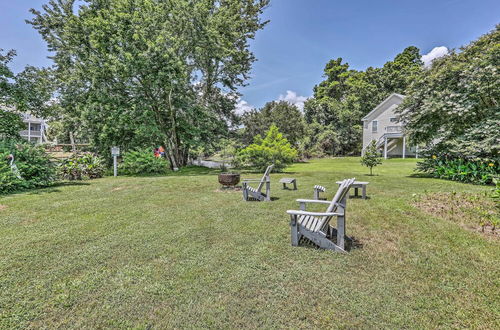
left=413, top=191, right=498, bottom=239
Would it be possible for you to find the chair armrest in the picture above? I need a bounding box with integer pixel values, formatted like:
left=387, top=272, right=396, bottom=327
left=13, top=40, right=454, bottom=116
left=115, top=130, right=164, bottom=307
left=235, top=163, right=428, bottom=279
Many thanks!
left=287, top=210, right=340, bottom=217
left=296, top=199, right=332, bottom=205
left=243, top=179, right=261, bottom=182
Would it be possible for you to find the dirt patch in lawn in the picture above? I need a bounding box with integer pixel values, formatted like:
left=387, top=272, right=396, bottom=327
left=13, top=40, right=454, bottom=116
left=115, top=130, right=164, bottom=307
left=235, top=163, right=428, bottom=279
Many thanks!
left=214, top=187, right=242, bottom=193
left=0, top=205, right=7, bottom=211
left=413, top=192, right=498, bottom=239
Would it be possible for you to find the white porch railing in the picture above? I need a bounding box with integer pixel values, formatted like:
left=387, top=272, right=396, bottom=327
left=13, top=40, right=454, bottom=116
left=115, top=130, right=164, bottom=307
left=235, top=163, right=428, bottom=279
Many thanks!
left=20, top=130, right=42, bottom=137
left=385, top=125, right=403, bottom=133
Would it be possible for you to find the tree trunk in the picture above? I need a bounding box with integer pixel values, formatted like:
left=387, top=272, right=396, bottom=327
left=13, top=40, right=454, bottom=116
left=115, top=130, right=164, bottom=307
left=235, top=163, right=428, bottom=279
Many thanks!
left=69, top=131, right=76, bottom=154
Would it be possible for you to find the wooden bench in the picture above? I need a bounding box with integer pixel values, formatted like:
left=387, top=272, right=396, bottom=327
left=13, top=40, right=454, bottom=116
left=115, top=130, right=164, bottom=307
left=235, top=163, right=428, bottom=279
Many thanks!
left=279, top=178, right=297, bottom=190
left=336, top=181, right=369, bottom=199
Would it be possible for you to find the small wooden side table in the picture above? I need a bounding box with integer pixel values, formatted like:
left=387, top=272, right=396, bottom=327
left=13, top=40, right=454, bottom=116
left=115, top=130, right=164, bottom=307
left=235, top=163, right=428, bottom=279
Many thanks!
left=279, top=178, right=297, bottom=190
left=336, top=181, right=369, bottom=199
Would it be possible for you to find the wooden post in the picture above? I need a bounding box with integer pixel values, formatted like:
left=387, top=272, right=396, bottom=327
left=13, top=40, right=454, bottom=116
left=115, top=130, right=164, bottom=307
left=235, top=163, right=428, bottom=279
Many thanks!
left=336, top=196, right=347, bottom=250
left=242, top=182, right=248, bottom=201
left=290, top=215, right=299, bottom=246
left=416, top=145, right=419, bottom=159
left=384, top=136, right=388, bottom=159
left=265, top=180, right=271, bottom=201
left=113, top=155, right=118, bottom=177
left=402, top=136, right=406, bottom=159
left=28, top=122, right=31, bottom=142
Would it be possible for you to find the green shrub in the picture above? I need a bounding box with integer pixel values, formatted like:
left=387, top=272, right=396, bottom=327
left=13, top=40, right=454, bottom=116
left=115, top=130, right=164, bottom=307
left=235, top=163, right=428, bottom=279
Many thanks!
left=416, top=155, right=499, bottom=185
left=119, top=149, right=169, bottom=175
left=360, top=140, right=382, bottom=175
left=58, top=153, right=106, bottom=180
left=0, top=140, right=55, bottom=194
left=236, top=125, right=297, bottom=172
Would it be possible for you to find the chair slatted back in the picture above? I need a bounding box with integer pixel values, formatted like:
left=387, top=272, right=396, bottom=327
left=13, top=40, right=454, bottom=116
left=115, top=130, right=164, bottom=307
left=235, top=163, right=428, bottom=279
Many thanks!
left=256, top=164, right=274, bottom=192
left=314, top=178, right=355, bottom=231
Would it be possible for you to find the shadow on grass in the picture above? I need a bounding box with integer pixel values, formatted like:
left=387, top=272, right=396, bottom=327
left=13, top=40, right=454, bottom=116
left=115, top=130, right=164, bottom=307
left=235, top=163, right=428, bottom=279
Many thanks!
left=346, top=236, right=364, bottom=251
left=27, top=181, right=91, bottom=195
left=407, top=172, right=433, bottom=178
left=349, top=196, right=371, bottom=200
left=243, top=196, right=280, bottom=202
left=166, top=166, right=220, bottom=176
left=297, top=235, right=363, bottom=252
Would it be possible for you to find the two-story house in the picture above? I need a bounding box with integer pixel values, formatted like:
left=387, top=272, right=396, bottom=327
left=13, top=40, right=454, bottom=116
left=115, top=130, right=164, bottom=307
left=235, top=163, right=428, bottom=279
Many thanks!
left=19, top=113, right=48, bottom=144
left=361, top=93, right=418, bottom=158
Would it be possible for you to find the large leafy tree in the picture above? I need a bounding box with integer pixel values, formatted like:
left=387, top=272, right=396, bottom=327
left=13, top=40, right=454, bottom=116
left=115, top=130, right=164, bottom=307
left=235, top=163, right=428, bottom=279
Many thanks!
left=241, top=100, right=306, bottom=146
left=0, top=49, right=16, bottom=106
left=29, top=0, right=269, bottom=168
left=304, top=47, right=423, bottom=155
left=398, top=26, right=500, bottom=158
left=1, top=49, right=55, bottom=140
left=0, top=49, right=23, bottom=139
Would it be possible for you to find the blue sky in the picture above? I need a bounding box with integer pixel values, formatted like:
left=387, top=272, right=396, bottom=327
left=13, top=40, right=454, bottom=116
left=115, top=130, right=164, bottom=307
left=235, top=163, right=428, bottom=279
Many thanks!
left=1, top=0, right=499, bottom=112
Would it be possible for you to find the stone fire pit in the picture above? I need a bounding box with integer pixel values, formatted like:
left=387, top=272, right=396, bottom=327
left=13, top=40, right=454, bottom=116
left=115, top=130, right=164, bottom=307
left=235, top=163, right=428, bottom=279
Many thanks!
left=218, top=173, right=240, bottom=187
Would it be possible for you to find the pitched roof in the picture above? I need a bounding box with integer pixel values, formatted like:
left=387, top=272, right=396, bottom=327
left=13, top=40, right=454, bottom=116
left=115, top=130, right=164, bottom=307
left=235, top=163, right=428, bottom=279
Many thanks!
left=361, top=93, right=405, bottom=121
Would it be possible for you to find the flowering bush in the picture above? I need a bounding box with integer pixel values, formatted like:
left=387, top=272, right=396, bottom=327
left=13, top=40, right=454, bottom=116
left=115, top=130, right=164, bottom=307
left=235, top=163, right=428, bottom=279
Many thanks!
left=416, top=155, right=498, bottom=184
left=58, top=153, right=106, bottom=180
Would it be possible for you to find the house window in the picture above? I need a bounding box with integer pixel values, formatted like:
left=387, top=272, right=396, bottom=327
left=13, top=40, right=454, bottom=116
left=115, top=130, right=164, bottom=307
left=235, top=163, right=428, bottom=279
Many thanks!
left=390, top=117, right=397, bottom=123
left=30, top=124, right=41, bottom=132
left=372, top=120, right=378, bottom=133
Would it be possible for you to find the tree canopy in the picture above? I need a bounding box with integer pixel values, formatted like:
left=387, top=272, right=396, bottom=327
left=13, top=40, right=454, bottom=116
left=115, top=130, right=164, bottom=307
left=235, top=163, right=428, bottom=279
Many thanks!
left=1, top=49, right=55, bottom=140
left=398, top=26, right=500, bottom=158
left=304, top=46, right=423, bottom=155
left=29, top=0, right=269, bottom=167
left=240, top=100, right=306, bottom=146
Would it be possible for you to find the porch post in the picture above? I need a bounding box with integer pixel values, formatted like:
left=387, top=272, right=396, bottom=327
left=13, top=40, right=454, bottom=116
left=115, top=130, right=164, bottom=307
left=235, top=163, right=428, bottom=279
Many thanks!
left=402, top=136, right=406, bottom=159
left=28, top=122, right=31, bottom=142
left=384, top=136, right=388, bottom=159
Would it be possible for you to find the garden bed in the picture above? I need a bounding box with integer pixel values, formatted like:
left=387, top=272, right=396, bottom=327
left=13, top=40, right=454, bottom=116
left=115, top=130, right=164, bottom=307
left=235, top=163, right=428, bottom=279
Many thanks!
left=413, top=192, right=498, bottom=239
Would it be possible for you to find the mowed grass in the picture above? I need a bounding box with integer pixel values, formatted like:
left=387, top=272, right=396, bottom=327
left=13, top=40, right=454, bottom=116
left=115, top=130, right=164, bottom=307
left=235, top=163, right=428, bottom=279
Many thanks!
left=0, top=158, right=498, bottom=328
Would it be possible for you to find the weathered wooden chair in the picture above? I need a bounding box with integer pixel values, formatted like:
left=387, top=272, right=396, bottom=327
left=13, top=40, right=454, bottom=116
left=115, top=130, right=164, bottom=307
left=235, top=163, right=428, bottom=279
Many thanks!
left=242, top=164, right=274, bottom=201
left=287, top=178, right=355, bottom=252
left=313, top=185, right=326, bottom=200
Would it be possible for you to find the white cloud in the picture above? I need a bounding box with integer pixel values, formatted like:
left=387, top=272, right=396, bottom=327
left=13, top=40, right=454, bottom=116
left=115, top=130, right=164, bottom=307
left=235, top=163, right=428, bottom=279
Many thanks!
left=278, top=90, right=308, bottom=111
left=234, top=98, right=254, bottom=115
left=421, top=46, right=449, bottom=67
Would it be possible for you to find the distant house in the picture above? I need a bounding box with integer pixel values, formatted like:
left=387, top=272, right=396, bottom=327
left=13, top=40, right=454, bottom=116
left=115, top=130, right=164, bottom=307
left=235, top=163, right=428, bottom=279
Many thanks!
left=361, top=93, right=418, bottom=159
left=19, top=113, right=48, bottom=144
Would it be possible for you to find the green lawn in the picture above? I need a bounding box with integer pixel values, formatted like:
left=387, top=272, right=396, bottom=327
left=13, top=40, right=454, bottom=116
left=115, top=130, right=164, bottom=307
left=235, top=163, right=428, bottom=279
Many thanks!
left=0, top=158, right=498, bottom=328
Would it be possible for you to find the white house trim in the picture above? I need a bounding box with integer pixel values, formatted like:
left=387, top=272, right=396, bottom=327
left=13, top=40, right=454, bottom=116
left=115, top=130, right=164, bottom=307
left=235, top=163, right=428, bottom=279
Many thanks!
left=361, top=93, right=418, bottom=159
left=362, top=93, right=405, bottom=122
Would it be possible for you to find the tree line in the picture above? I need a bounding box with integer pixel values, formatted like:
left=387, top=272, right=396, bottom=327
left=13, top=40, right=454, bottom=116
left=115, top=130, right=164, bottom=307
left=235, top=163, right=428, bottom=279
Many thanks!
left=1, top=0, right=498, bottom=172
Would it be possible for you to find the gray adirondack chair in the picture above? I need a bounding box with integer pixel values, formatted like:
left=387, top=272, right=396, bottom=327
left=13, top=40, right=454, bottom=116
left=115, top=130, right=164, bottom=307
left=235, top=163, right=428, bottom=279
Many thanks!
left=287, top=178, right=355, bottom=252
left=242, top=164, right=274, bottom=201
